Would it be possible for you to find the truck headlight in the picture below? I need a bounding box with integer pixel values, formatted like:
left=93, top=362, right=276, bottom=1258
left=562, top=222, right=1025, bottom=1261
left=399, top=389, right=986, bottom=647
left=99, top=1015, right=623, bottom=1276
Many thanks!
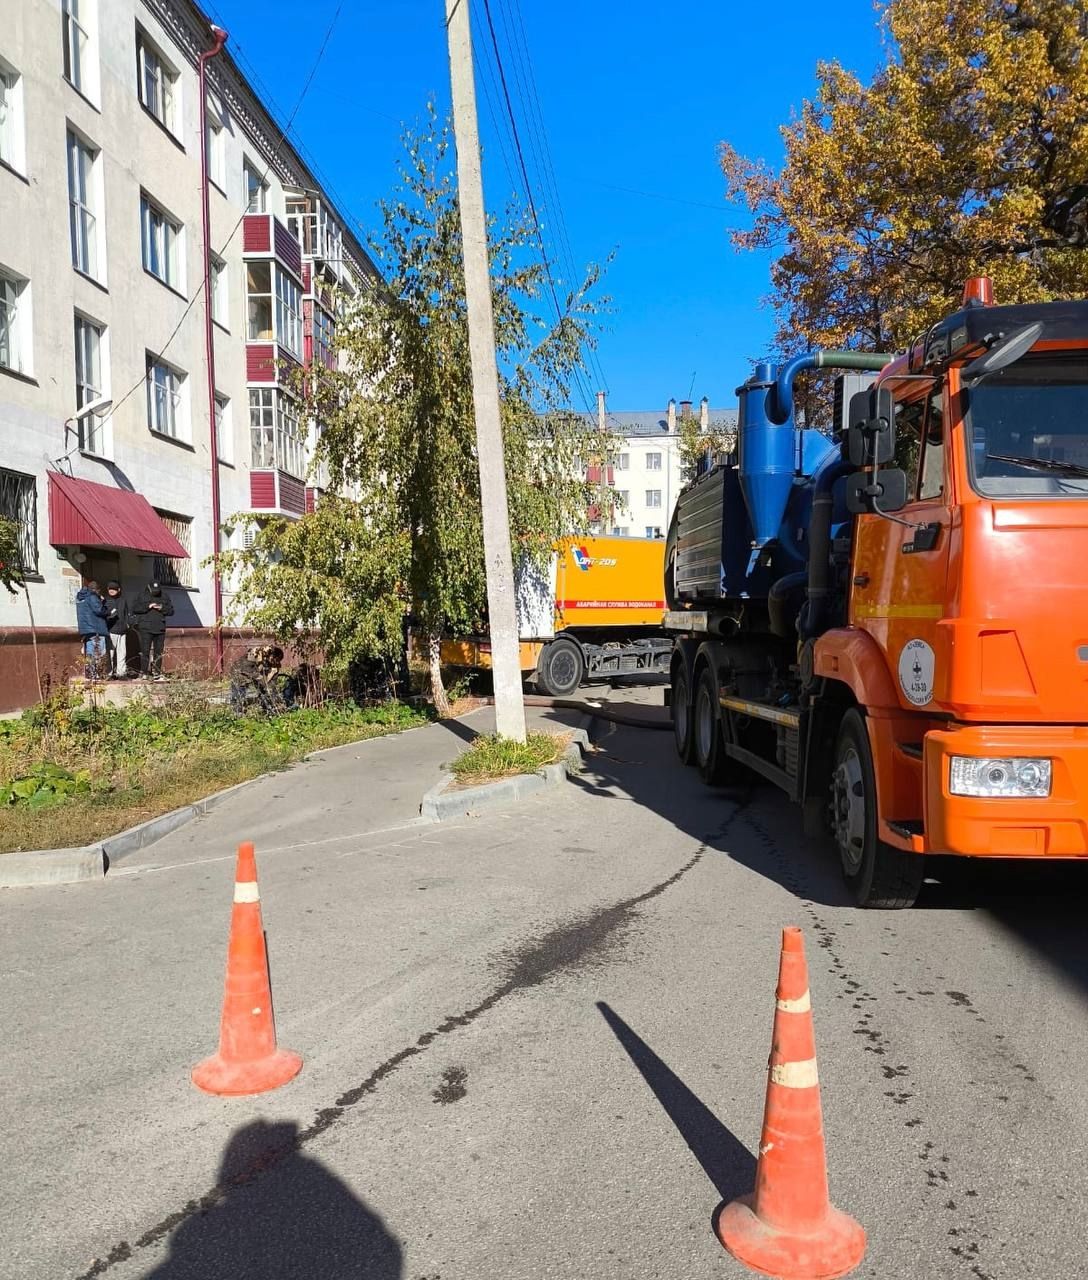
left=949, top=757, right=1052, bottom=798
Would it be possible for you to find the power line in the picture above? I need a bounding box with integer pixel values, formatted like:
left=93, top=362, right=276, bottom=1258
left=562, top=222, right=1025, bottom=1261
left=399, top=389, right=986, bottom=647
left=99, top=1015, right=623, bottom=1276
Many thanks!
left=476, top=0, right=596, bottom=415
left=500, top=0, right=610, bottom=397
left=92, top=1, right=348, bottom=435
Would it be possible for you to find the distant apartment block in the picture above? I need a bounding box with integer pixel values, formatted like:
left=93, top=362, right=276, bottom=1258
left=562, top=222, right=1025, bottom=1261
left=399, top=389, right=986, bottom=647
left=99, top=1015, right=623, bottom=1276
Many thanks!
left=583, top=395, right=738, bottom=538
left=0, top=0, right=377, bottom=710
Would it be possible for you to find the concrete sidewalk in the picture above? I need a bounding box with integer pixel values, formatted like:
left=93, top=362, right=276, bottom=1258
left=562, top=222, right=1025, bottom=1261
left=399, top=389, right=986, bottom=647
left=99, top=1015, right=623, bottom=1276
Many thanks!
left=105, top=700, right=586, bottom=877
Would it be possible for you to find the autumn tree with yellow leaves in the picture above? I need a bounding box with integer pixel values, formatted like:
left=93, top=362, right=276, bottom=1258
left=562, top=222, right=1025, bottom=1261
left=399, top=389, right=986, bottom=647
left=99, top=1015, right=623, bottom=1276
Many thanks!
left=720, top=0, right=1088, bottom=357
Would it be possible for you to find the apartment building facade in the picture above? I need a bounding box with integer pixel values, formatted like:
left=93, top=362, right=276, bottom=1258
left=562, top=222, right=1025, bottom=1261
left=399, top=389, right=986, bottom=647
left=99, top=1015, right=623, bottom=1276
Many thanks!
left=586, top=396, right=738, bottom=539
left=0, top=0, right=376, bottom=710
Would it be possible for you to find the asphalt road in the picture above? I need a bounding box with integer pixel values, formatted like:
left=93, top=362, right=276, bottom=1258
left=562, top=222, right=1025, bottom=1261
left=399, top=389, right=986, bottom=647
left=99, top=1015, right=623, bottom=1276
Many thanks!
left=3, top=681, right=1086, bottom=1280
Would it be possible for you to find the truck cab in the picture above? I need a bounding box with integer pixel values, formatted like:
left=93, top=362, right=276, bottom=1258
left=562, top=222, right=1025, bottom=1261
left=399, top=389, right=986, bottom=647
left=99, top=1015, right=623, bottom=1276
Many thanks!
left=833, top=286, right=1088, bottom=867
left=667, top=280, right=1088, bottom=907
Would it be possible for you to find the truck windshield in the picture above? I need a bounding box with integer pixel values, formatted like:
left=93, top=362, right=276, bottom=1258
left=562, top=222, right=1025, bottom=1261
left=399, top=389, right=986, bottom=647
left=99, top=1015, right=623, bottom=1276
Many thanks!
left=966, top=355, right=1088, bottom=498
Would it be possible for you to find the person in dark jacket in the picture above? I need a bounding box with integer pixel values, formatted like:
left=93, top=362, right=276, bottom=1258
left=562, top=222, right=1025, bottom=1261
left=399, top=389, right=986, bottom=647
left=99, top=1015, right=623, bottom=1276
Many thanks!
left=75, top=581, right=109, bottom=680
left=132, top=581, right=174, bottom=680
left=102, top=580, right=133, bottom=679
left=229, top=645, right=283, bottom=712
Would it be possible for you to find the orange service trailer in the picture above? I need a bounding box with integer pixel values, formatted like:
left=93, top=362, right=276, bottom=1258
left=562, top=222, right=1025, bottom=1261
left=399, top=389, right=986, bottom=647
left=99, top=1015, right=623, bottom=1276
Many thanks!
left=443, top=536, right=670, bottom=695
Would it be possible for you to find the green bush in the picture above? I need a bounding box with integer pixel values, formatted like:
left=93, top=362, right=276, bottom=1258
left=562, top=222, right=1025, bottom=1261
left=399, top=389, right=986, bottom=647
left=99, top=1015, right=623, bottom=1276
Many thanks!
left=0, top=763, right=92, bottom=810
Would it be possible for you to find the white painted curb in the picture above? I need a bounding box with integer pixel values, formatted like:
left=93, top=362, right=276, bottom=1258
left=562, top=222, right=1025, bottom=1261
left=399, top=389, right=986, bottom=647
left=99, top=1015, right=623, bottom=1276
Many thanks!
left=420, top=728, right=590, bottom=822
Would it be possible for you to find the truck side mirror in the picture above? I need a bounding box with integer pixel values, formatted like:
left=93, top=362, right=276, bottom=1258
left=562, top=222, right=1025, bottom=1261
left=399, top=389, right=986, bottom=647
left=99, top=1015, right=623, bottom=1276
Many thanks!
left=847, top=385, right=896, bottom=466
left=845, top=467, right=909, bottom=515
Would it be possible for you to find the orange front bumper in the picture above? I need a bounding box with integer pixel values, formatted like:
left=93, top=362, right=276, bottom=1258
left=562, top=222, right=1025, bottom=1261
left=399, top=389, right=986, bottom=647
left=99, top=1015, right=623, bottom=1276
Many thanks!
left=924, top=723, right=1088, bottom=857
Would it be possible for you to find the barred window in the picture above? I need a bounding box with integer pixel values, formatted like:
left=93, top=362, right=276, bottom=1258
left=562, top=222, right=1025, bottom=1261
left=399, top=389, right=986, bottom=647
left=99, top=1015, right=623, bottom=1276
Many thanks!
left=152, top=508, right=191, bottom=588
left=0, top=467, right=38, bottom=576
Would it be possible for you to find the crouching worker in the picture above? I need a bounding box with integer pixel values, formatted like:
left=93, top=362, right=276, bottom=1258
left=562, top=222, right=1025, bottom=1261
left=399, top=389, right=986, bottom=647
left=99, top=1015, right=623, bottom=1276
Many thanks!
left=230, top=645, right=284, bottom=714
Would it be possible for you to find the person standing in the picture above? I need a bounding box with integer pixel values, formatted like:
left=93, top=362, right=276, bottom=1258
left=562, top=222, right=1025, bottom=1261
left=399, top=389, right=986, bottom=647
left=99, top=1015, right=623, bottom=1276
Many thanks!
left=102, top=580, right=132, bottom=679
left=75, top=580, right=109, bottom=680
left=132, top=581, right=174, bottom=680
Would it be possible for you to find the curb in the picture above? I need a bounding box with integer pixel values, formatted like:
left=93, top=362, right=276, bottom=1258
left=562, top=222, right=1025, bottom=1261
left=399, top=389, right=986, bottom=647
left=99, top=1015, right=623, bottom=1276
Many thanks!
left=420, top=726, right=591, bottom=822
left=0, top=717, right=462, bottom=890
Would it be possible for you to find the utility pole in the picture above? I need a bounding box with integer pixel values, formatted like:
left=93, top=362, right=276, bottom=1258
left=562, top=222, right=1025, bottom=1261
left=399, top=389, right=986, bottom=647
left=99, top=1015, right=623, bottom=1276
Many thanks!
left=444, top=0, right=527, bottom=742
left=596, top=390, right=609, bottom=532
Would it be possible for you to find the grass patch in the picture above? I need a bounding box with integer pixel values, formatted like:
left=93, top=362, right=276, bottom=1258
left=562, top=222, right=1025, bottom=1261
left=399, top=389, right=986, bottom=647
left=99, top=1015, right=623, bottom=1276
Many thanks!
left=0, top=692, right=430, bottom=854
left=449, top=731, right=572, bottom=785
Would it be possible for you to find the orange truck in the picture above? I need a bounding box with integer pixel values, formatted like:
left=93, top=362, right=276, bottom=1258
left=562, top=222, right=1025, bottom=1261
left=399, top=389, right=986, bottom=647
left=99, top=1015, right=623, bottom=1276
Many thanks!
left=666, top=278, right=1088, bottom=907
left=444, top=535, right=669, bottom=696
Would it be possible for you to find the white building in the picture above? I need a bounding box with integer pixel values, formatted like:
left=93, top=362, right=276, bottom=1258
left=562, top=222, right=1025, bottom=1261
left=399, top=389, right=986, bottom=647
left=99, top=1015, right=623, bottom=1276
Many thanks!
left=0, top=0, right=376, bottom=710
left=585, top=395, right=738, bottom=539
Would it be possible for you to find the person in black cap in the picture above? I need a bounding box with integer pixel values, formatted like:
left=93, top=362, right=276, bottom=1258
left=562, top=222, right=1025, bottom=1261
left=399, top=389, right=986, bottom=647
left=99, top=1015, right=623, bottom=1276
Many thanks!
left=132, top=580, right=174, bottom=680
left=102, top=580, right=133, bottom=678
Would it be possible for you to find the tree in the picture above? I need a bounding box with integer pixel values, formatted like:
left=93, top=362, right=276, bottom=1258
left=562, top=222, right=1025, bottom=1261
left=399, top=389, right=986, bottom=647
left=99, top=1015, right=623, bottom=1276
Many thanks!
left=720, top=0, right=1088, bottom=356
left=677, top=413, right=737, bottom=483
left=224, top=109, right=606, bottom=715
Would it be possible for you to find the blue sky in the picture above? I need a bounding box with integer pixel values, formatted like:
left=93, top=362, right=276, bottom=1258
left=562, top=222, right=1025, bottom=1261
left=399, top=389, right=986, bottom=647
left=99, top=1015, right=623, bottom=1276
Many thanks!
left=202, top=0, right=886, bottom=412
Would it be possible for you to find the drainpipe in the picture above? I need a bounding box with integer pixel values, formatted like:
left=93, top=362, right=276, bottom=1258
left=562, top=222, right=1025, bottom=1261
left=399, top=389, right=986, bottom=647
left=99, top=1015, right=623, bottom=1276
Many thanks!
left=198, top=24, right=229, bottom=674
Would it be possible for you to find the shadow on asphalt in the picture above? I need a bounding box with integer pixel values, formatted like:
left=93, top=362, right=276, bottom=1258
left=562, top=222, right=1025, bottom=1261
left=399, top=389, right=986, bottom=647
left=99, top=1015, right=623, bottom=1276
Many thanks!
left=597, top=1002, right=756, bottom=1202
left=143, top=1119, right=402, bottom=1279
left=437, top=716, right=480, bottom=746
left=573, top=715, right=1088, bottom=997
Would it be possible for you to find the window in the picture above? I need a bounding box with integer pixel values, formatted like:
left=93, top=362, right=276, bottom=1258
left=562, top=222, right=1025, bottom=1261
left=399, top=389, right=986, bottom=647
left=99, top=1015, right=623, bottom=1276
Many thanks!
left=612, top=527, right=628, bottom=537
left=246, top=261, right=272, bottom=339
left=645, top=489, right=662, bottom=508
left=0, top=468, right=37, bottom=576
left=244, top=160, right=267, bottom=213
left=210, top=255, right=228, bottom=327
left=645, top=525, right=662, bottom=539
left=215, top=393, right=231, bottom=463
left=141, top=194, right=182, bottom=289
left=249, top=387, right=275, bottom=467
left=67, top=131, right=101, bottom=279
left=62, top=0, right=96, bottom=99
left=249, top=389, right=304, bottom=478
left=918, top=389, right=944, bottom=501
left=0, top=60, right=26, bottom=173
left=74, top=315, right=107, bottom=454
left=153, top=510, right=192, bottom=588
left=137, top=32, right=177, bottom=133
left=0, top=268, right=31, bottom=377
left=312, top=306, right=334, bottom=368
left=615, top=489, right=629, bottom=508
left=615, top=452, right=629, bottom=470
left=247, top=262, right=301, bottom=354
left=276, top=269, right=302, bottom=357
left=646, top=451, right=662, bottom=471
left=205, top=101, right=225, bottom=189
left=146, top=354, right=185, bottom=439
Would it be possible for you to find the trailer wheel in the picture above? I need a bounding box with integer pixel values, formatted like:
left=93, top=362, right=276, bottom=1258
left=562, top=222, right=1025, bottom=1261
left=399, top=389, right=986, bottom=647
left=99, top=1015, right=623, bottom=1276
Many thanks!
left=536, top=637, right=584, bottom=698
left=672, top=664, right=695, bottom=764
left=831, top=709, right=924, bottom=909
left=694, top=667, right=730, bottom=786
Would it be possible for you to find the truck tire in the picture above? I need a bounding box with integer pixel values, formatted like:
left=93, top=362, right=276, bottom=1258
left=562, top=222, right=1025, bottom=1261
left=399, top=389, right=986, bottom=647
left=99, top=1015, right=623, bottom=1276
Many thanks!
left=694, top=666, right=730, bottom=786
left=672, top=664, right=695, bottom=764
left=831, top=708, right=924, bottom=909
left=536, top=637, right=584, bottom=698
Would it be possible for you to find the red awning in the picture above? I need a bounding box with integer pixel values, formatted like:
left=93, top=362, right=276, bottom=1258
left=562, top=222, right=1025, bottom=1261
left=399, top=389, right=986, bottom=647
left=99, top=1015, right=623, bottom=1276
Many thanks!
left=47, top=472, right=190, bottom=558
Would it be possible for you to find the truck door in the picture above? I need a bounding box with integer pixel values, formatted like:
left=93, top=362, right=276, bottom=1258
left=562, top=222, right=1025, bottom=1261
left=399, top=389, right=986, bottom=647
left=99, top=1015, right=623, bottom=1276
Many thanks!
left=850, top=384, right=952, bottom=710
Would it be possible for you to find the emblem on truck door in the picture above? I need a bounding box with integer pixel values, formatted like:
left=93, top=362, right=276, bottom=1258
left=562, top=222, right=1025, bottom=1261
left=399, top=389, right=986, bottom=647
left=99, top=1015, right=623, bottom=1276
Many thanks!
left=898, top=639, right=935, bottom=706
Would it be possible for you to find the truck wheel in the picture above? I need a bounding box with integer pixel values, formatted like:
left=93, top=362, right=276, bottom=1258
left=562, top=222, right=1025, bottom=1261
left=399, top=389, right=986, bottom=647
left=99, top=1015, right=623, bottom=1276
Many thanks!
left=537, top=637, right=584, bottom=698
left=831, top=708, right=924, bottom=909
left=672, top=664, right=695, bottom=764
left=694, top=666, right=730, bottom=786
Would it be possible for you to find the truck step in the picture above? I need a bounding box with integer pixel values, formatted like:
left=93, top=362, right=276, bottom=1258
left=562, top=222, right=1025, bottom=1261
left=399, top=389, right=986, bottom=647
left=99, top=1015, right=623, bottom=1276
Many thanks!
left=896, top=742, right=924, bottom=760
left=886, top=819, right=924, bottom=840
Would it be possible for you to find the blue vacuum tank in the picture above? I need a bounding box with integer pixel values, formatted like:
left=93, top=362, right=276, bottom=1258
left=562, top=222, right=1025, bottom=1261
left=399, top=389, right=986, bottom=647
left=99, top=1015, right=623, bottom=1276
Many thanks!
left=737, top=362, right=793, bottom=575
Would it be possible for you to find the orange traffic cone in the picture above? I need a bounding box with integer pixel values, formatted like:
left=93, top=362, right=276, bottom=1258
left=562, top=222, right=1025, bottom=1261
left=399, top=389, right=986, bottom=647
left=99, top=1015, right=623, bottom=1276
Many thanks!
left=191, top=842, right=302, bottom=1097
left=716, top=926, right=865, bottom=1279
